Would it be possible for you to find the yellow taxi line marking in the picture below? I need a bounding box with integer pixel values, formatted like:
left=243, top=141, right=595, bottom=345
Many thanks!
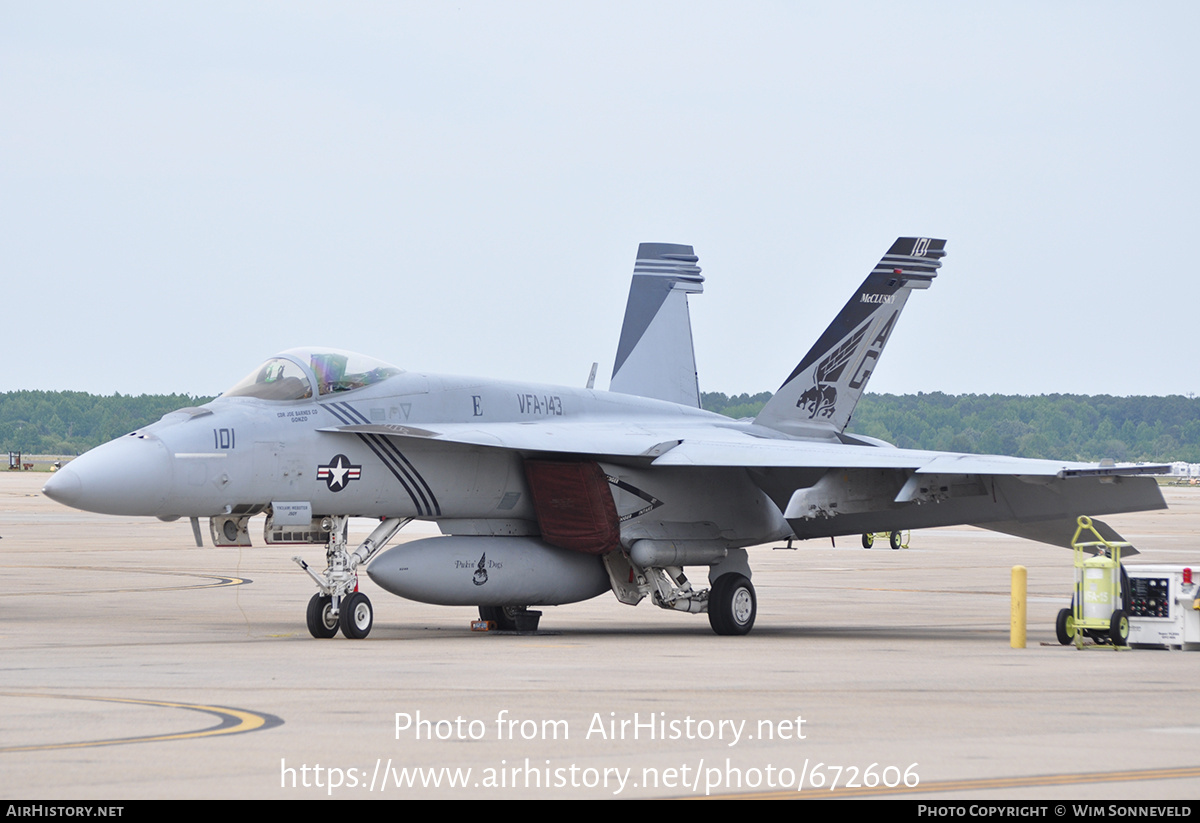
left=0, top=693, right=282, bottom=752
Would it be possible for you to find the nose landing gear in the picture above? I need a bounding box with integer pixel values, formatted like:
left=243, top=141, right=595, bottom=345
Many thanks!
left=294, top=515, right=409, bottom=639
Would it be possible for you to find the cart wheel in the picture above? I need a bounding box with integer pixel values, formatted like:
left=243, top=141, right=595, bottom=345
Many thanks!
left=1109, top=609, right=1129, bottom=646
left=889, top=530, right=902, bottom=550
left=861, top=533, right=874, bottom=549
left=1055, top=608, right=1074, bottom=645
left=1056, top=609, right=1075, bottom=647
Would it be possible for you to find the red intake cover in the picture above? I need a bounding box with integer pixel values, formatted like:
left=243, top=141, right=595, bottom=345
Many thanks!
left=523, top=460, right=621, bottom=555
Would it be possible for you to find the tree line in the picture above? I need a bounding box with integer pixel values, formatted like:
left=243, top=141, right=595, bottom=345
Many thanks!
left=701, top=391, right=1200, bottom=463
left=0, top=391, right=213, bottom=454
left=2, top=389, right=1197, bottom=463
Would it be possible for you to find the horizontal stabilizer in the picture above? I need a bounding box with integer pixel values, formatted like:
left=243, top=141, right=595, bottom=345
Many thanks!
left=981, top=517, right=1140, bottom=555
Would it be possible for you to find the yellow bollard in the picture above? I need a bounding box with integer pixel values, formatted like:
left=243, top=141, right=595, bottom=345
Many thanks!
left=1011, top=565, right=1027, bottom=648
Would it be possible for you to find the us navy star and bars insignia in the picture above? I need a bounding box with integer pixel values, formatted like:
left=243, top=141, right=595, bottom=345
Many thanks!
left=317, top=454, right=362, bottom=492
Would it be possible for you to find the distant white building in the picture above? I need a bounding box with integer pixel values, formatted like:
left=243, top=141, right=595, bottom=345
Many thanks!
left=1168, top=462, right=1200, bottom=477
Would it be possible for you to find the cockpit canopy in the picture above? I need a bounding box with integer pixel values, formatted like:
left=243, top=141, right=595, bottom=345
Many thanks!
left=224, top=348, right=403, bottom=401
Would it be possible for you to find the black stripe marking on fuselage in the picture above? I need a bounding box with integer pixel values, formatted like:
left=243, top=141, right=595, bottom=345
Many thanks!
left=324, top=401, right=441, bottom=517
left=322, top=402, right=425, bottom=514
left=338, top=403, right=441, bottom=517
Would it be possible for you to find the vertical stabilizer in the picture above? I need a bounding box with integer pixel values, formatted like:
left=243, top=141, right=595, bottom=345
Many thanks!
left=755, top=237, right=947, bottom=435
left=609, top=243, right=704, bottom=407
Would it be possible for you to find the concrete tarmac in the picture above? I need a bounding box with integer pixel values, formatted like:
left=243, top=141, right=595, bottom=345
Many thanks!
left=2, top=472, right=1199, bottom=799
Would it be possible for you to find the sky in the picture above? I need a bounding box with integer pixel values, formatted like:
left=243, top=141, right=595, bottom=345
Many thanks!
left=3, top=2, right=1198, bottom=398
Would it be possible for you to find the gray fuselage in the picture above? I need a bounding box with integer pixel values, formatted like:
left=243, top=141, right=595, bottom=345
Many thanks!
left=47, top=367, right=792, bottom=552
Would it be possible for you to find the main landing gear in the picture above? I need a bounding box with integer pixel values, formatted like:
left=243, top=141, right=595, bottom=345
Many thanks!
left=609, top=548, right=758, bottom=636
left=645, top=565, right=755, bottom=636
left=294, top=515, right=409, bottom=639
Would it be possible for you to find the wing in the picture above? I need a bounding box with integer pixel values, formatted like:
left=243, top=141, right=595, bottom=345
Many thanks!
left=320, top=419, right=1167, bottom=478
left=649, top=435, right=1165, bottom=548
left=648, top=437, right=1167, bottom=476
left=320, top=419, right=1167, bottom=549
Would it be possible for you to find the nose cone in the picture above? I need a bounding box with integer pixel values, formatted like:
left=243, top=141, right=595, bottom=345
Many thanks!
left=43, top=434, right=173, bottom=516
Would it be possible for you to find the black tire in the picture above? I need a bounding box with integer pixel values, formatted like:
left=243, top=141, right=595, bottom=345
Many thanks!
left=479, top=605, right=521, bottom=632
left=340, top=592, right=373, bottom=639
left=889, top=531, right=902, bottom=550
left=307, top=593, right=339, bottom=639
left=708, top=573, right=756, bottom=636
left=861, top=533, right=874, bottom=549
left=1109, top=609, right=1129, bottom=646
left=1055, top=607, right=1074, bottom=645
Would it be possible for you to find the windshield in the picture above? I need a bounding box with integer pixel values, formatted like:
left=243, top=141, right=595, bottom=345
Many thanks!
left=224, top=358, right=314, bottom=401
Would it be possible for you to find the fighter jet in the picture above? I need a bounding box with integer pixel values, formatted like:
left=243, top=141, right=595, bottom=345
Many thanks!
left=43, top=238, right=1167, bottom=638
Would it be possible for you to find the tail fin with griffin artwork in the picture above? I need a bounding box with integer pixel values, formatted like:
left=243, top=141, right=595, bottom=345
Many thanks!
left=754, top=237, right=947, bottom=436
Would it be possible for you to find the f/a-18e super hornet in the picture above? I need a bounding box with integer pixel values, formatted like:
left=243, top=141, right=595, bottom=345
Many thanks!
left=43, top=238, right=1167, bottom=638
